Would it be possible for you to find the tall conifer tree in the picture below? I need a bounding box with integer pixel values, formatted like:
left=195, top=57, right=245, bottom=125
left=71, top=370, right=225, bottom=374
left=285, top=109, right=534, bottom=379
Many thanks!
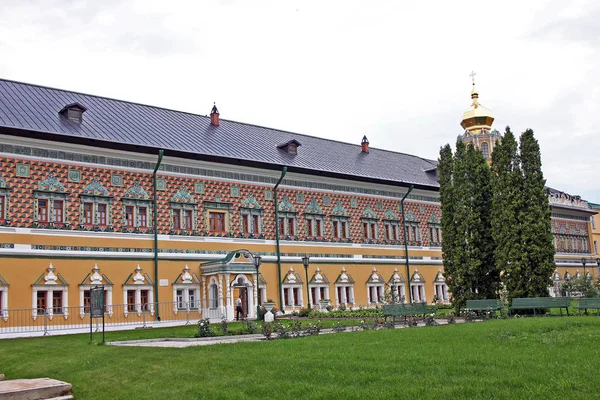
left=450, top=140, right=469, bottom=307
left=438, top=144, right=456, bottom=301
left=519, top=129, right=555, bottom=297
left=491, top=127, right=523, bottom=299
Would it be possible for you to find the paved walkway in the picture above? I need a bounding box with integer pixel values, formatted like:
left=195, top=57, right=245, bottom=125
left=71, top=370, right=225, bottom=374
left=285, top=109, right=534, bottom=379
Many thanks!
left=108, top=319, right=470, bottom=348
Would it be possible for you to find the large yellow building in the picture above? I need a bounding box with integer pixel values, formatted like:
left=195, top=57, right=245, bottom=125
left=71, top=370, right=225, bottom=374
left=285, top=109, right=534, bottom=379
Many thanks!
left=0, top=78, right=595, bottom=334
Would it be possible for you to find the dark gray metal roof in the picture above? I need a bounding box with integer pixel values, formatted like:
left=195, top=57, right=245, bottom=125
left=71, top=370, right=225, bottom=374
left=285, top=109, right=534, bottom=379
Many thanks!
left=0, top=78, right=439, bottom=189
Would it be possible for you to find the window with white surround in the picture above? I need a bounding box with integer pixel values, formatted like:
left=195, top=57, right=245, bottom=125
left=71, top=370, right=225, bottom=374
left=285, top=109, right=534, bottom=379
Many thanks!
left=172, top=265, right=201, bottom=313
left=240, top=194, right=262, bottom=237
left=331, top=201, right=350, bottom=241
left=362, top=206, right=379, bottom=241
left=304, top=198, right=324, bottom=238
left=122, top=182, right=152, bottom=231
left=281, top=267, right=304, bottom=309
left=404, top=210, right=422, bottom=245
left=32, top=264, right=69, bottom=320
left=79, top=178, right=113, bottom=230
left=427, top=214, right=442, bottom=246
left=433, top=270, right=449, bottom=304
left=388, top=268, right=406, bottom=304
left=170, top=187, right=198, bottom=233
left=122, top=265, right=154, bottom=316
left=0, top=274, right=8, bottom=321
left=79, top=264, right=113, bottom=318
left=33, top=172, right=68, bottom=228
left=383, top=208, right=401, bottom=242
left=277, top=195, right=297, bottom=237
left=334, top=267, right=355, bottom=307
left=409, top=270, right=426, bottom=303
left=308, top=267, right=330, bottom=306
left=366, top=267, right=385, bottom=305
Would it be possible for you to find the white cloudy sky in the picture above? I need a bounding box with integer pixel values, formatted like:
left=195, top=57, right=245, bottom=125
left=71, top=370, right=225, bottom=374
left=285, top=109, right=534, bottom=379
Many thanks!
left=1, top=0, right=599, bottom=201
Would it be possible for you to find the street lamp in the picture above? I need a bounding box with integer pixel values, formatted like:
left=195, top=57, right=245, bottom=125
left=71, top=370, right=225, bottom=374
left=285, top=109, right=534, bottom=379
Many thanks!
left=581, top=257, right=587, bottom=280
left=596, top=258, right=600, bottom=277
left=302, top=255, right=311, bottom=310
left=254, top=254, right=262, bottom=321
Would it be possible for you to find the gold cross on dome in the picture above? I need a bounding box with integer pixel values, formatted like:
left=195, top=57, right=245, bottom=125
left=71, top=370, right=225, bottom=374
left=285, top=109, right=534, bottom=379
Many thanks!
left=469, top=70, right=476, bottom=85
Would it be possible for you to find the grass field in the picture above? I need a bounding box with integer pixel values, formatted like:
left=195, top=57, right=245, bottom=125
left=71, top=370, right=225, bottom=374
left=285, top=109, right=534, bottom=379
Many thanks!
left=2, top=317, right=600, bottom=399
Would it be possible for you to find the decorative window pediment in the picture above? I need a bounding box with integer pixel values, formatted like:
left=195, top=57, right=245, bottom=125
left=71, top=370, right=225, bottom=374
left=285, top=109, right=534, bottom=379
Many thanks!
left=564, top=271, right=571, bottom=281
left=278, top=195, right=295, bottom=213
left=172, top=186, right=195, bottom=204
left=362, top=206, right=378, bottom=220
left=282, top=267, right=303, bottom=284
left=83, top=178, right=110, bottom=197
left=410, top=270, right=425, bottom=283
left=124, top=265, right=154, bottom=285
left=335, top=267, right=355, bottom=284
left=434, top=270, right=445, bottom=282
left=428, top=214, right=441, bottom=225
left=366, top=267, right=384, bottom=284
left=553, top=270, right=561, bottom=281
left=80, top=264, right=113, bottom=286
left=0, top=176, right=6, bottom=189
left=123, top=181, right=150, bottom=200
left=388, top=268, right=406, bottom=284
left=383, top=208, right=398, bottom=220
left=174, top=266, right=201, bottom=285
left=37, top=172, right=66, bottom=193
left=33, top=263, right=69, bottom=286
left=332, top=200, right=347, bottom=217
left=405, top=210, right=418, bottom=223
left=304, top=198, right=323, bottom=214
left=309, top=267, right=329, bottom=284
left=241, top=194, right=261, bottom=209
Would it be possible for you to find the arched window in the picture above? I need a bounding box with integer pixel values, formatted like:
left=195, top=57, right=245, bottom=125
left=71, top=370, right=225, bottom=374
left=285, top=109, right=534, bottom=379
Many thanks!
left=481, top=142, right=490, bottom=158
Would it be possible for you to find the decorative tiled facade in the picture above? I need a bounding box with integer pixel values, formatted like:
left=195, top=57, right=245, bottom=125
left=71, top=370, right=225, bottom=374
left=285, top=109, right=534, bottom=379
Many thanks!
left=0, top=156, right=444, bottom=246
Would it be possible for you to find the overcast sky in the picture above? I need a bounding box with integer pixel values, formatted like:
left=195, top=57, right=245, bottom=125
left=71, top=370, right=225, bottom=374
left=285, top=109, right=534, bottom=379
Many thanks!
left=1, top=0, right=598, bottom=201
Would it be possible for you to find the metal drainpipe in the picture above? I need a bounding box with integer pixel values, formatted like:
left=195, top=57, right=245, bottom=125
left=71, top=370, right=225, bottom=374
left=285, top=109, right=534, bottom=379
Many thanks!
left=274, top=167, right=288, bottom=311
left=400, top=184, right=414, bottom=303
left=153, top=150, right=164, bottom=321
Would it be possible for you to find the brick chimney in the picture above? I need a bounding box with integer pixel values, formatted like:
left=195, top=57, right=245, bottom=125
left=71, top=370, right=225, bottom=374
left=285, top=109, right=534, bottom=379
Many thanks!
left=361, top=135, right=369, bottom=153
left=210, top=103, right=219, bottom=126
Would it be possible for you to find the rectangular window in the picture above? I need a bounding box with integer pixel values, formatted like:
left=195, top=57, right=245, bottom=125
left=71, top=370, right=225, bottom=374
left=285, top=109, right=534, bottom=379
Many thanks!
left=176, top=290, right=185, bottom=310
left=83, top=290, right=91, bottom=313
left=84, top=202, right=93, bottom=224
left=363, top=222, right=369, bottom=238
left=292, top=288, right=300, bottom=306
left=52, top=291, right=63, bottom=314
left=319, top=287, right=326, bottom=299
left=173, top=209, right=181, bottom=230
left=38, top=199, right=48, bottom=222
left=138, top=206, right=147, bottom=227
left=278, top=217, right=285, bottom=235
left=140, top=290, right=149, bottom=311
left=316, top=219, right=322, bottom=236
left=127, top=290, right=136, bottom=312
left=311, top=287, right=317, bottom=303
left=209, top=212, right=226, bottom=232
left=333, top=220, right=339, bottom=238
left=0, top=195, right=4, bottom=219
left=52, top=200, right=64, bottom=223
left=242, top=214, right=249, bottom=233
left=252, top=215, right=260, bottom=234
left=189, top=290, right=197, bottom=309
left=184, top=209, right=193, bottom=230
left=125, top=206, right=134, bottom=227
left=341, top=221, right=347, bottom=238
left=287, top=218, right=295, bottom=236
left=210, top=285, right=218, bottom=308
left=37, top=291, right=47, bottom=314
left=371, top=223, right=377, bottom=239
left=97, top=203, right=107, bottom=225
left=284, top=288, right=291, bottom=306
left=307, top=219, right=314, bottom=236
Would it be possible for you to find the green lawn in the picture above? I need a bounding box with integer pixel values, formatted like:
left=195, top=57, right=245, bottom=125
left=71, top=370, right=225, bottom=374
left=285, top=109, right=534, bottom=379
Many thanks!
left=2, top=318, right=600, bottom=399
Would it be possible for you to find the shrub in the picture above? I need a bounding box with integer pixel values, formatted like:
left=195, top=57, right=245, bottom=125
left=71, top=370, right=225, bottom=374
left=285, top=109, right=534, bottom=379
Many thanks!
left=298, top=307, right=311, bottom=318
left=195, top=318, right=212, bottom=338
left=424, top=314, right=438, bottom=326
left=275, top=322, right=291, bottom=339
left=304, top=321, right=323, bottom=336
left=219, top=317, right=229, bottom=335
left=447, top=312, right=456, bottom=324
left=464, top=311, right=477, bottom=322
left=245, top=320, right=259, bottom=334
left=332, top=321, right=346, bottom=333
left=261, top=322, right=273, bottom=340
left=358, top=319, right=377, bottom=331
left=382, top=319, right=395, bottom=329
left=289, top=321, right=303, bottom=338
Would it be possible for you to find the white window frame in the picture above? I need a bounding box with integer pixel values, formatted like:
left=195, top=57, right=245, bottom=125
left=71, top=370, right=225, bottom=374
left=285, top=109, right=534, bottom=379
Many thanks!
left=123, top=201, right=152, bottom=229
left=122, top=285, right=154, bottom=317
left=173, top=285, right=201, bottom=313
left=410, top=283, right=426, bottom=303
left=278, top=212, right=297, bottom=237
left=389, top=283, right=406, bottom=304
left=32, top=286, right=69, bottom=320
left=208, top=276, right=219, bottom=309
left=335, top=284, right=355, bottom=306
left=367, top=284, right=385, bottom=305
left=362, top=219, right=378, bottom=240
left=433, top=282, right=449, bottom=303
left=34, top=193, right=68, bottom=225
left=0, top=287, right=7, bottom=321
left=80, top=196, right=112, bottom=227
left=79, top=285, right=113, bottom=318
left=240, top=208, right=262, bottom=235
left=332, top=217, right=350, bottom=239
left=308, top=284, right=330, bottom=305
left=171, top=203, right=198, bottom=231
left=282, top=284, right=304, bottom=309
left=305, top=214, right=324, bottom=237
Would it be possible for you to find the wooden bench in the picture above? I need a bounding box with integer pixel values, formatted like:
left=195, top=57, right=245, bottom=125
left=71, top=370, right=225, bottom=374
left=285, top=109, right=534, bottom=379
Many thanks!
left=574, top=298, right=600, bottom=316
left=509, top=297, right=571, bottom=316
left=383, top=303, right=434, bottom=324
left=466, top=299, right=503, bottom=313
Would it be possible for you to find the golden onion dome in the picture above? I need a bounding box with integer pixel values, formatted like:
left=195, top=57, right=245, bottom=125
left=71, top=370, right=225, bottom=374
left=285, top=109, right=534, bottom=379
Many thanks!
left=460, top=84, right=494, bottom=134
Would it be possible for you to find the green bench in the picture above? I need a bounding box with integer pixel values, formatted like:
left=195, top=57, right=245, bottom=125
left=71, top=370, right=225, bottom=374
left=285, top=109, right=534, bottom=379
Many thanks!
left=383, top=303, right=434, bottom=324
left=509, top=297, right=571, bottom=316
left=574, top=298, right=600, bottom=316
left=466, top=299, right=503, bottom=313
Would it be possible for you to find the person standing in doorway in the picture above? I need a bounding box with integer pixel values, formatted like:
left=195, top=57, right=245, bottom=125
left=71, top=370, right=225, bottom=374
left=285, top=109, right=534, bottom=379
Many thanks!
left=236, top=296, right=243, bottom=321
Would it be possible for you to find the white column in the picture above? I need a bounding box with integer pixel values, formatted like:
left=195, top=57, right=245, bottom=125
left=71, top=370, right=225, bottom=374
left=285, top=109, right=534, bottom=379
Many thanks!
left=218, top=274, right=224, bottom=308
left=202, top=276, right=207, bottom=314
left=47, top=290, right=53, bottom=318
left=225, top=275, right=231, bottom=307
left=349, top=286, right=354, bottom=305
left=32, top=289, right=37, bottom=319
left=63, top=288, right=69, bottom=319
left=299, top=286, right=304, bottom=307
left=79, top=287, right=85, bottom=318
left=135, top=289, right=141, bottom=313
left=340, top=286, right=346, bottom=304
left=253, top=277, right=258, bottom=317
left=107, top=288, right=113, bottom=316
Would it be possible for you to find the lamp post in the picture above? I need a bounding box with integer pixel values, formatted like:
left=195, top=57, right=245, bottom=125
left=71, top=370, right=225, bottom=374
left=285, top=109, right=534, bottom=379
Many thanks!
left=254, top=254, right=262, bottom=321
left=596, top=258, right=600, bottom=277
left=302, top=255, right=311, bottom=310
left=400, top=185, right=414, bottom=303
left=582, top=257, right=587, bottom=280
